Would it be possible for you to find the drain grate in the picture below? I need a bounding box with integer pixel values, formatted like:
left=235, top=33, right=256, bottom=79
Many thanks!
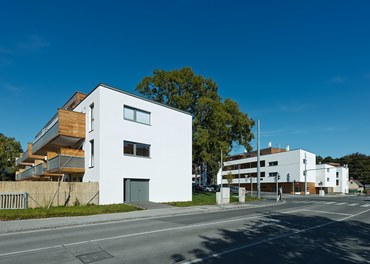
left=76, top=250, right=114, bottom=263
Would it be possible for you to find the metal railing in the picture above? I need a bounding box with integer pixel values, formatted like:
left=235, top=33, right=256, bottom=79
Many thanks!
left=47, top=155, right=84, bottom=171
left=0, top=193, right=28, bottom=209
left=34, top=163, right=47, bottom=175
left=32, top=120, right=59, bottom=154
left=16, top=167, right=35, bottom=181
left=34, top=113, right=58, bottom=143
left=15, top=149, right=29, bottom=166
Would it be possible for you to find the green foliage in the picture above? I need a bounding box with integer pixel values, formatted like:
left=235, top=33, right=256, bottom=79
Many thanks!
left=0, top=133, right=22, bottom=181
left=0, top=203, right=141, bottom=221
left=136, top=67, right=255, bottom=181
left=225, top=172, right=234, bottom=186
left=319, top=153, right=370, bottom=184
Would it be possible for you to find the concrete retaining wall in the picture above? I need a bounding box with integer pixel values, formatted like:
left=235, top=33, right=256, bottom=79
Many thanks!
left=0, top=181, right=99, bottom=208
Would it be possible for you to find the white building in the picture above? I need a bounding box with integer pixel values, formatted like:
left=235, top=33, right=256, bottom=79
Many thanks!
left=15, top=83, right=193, bottom=204
left=222, top=146, right=349, bottom=194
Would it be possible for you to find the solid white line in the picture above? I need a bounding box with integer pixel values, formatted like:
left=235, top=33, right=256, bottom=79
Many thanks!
left=0, top=212, right=281, bottom=258
left=179, top=208, right=370, bottom=264
left=302, top=210, right=352, bottom=216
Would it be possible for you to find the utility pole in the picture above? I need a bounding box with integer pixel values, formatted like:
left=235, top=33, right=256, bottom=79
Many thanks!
left=250, top=176, right=253, bottom=196
left=304, top=152, right=307, bottom=196
left=220, top=148, right=223, bottom=207
left=238, top=164, right=241, bottom=189
left=257, top=119, right=261, bottom=199
left=276, top=173, right=279, bottom=202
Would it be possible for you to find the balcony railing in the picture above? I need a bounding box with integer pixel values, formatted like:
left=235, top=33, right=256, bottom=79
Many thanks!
left=47, top=155, right=84, bottom=173
left=34, top=163, right=47, bottom=176
left=16, top=167, right=35, bottom=181
left=32, top=121, right=59, bottom=154
left=16, top=150, right=29, bottom=167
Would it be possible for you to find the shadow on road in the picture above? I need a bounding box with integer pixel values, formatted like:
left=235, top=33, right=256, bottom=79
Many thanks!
left=171, top=211, right=370, bottom=263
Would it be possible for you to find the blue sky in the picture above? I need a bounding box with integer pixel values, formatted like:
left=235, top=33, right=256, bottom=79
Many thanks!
left=1, top=0, right=369, bottom=158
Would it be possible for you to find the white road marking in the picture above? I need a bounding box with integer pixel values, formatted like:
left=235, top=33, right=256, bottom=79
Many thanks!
left=347, top=203, right=358, bottom=207
left=180, top=208, right=370, bottom=264
left=361, top=204, right=370, bottom=207
left=335, top=202, right=347, bottom=205
left=324, top=202, right=336, bottom=204
left=301, top=210, right=352, bottom=216
left=0, top=210, right=298, bottom=258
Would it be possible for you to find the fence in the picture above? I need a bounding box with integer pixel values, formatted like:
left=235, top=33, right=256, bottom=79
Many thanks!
left=0, top=182, right=99, bottom=209
left=0, top=193, right=28, bottom=209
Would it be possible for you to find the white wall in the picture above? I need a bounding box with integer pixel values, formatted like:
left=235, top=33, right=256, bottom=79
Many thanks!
left=223, top=149, right=316, bottom=184
left=78, top=85, right=192, bottom=204
left=74, top=88, right=101, bottom=183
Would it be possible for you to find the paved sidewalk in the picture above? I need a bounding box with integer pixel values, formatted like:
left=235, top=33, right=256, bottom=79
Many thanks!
left=0, top=199, right=281, bottom=234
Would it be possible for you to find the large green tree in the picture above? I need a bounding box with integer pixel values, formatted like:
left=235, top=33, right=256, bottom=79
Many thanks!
left=0, top=133, right=22, bottom=181
left=136, top=67, right=255, bottom=181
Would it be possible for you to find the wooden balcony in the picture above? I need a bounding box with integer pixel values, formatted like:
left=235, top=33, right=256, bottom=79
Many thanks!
left=16, top=143, right=45, bottom=168
left=32, top=109, right=85, bottom=155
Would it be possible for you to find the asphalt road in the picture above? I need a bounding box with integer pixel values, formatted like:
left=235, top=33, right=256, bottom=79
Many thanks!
left=0, top=195, right=369, bottom=264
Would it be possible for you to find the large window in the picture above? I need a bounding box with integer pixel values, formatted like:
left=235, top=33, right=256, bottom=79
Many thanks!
left=124, top=106, right=150, bottom=125
left=89, top=140, right=94, bottom=167
left=124, top=141, right=150, bottom=157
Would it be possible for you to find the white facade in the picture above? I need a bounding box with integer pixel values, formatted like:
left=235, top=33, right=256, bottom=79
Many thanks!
left=223, top=148, right=349, bottom=194
left=222, top=149, right=316, bottom=185
left=316, top=164, right=349, bottom=194
left=74, top=84, right=192, bottom=204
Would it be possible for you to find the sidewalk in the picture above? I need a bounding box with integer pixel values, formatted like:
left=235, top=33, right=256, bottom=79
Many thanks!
left=0, top=198, right=281, bottom=234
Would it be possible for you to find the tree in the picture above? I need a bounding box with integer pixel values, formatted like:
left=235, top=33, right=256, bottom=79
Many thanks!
left=319, top=153, right=370, bottom=184
left=0, top=133, right=22, bottom=181
left=225, top=172, right=234, bottom=187
left=136, top=67, right=255, bottom=181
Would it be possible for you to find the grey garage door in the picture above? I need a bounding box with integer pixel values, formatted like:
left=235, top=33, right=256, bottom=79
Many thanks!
left=124, top=179, right=149, bottom=203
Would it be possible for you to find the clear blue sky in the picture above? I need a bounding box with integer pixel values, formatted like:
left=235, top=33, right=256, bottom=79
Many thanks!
left=1, top=0, right=369, bottom=158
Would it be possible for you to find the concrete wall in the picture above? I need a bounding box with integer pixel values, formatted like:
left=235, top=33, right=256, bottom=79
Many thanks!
left=0, top=181, right=99, bottom=208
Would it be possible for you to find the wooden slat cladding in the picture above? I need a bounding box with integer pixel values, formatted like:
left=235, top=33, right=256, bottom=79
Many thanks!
left=59, top=148, right=84, bottom=157
left=58, top=109, right=85, bottom=138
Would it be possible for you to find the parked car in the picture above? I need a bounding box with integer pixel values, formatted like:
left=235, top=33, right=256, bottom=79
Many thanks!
left=230, top=186, right=239, bottom=194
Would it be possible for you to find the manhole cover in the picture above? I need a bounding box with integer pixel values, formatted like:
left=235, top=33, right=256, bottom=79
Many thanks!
left=76, top=250, right=114, bottom=263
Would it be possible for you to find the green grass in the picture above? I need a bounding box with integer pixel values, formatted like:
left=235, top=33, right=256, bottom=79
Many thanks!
left=166, top=192, right=260, bottom=207
left=0, top=204, right=142, bottom=221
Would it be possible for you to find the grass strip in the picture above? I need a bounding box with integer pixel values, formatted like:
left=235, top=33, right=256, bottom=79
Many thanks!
left=0, top=204, right=141, bottom=221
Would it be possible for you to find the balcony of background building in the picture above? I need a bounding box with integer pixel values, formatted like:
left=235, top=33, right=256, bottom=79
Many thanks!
left=16, top=143, right=45, bottom=168
left=32, top=109, right=85, bottom=155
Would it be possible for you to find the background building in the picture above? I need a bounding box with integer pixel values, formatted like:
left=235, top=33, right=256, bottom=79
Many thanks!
left=222, top=146, right=349, bottom=194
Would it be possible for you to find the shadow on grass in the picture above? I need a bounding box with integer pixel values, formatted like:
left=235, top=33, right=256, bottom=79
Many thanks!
left=170, top=210, right=370, bottom=263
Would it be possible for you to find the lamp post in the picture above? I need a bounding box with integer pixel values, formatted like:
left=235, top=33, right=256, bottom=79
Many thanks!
left=238, top=164, right=241, bottom=189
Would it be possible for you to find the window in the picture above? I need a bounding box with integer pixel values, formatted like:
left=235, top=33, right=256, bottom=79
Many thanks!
left=269, top=172, right=278, bottom=177
left=327, top=177, right=330, bottom=182
left=89, top=103, right=94, bottom=131
left=124, top=141, right=150, bottom=157
left=124, top=106, right=150, bottom=125
left=336, top=172, right=339, bottom=178
left=336, top=180, right=339, bottom=186
left=89, top=140, right=94, bottom=167
left=269, top=161, right=278, bottom=166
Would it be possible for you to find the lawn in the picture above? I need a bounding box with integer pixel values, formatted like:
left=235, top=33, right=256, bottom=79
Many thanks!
left=166, top=192, right=260, bottom=207
left=0, top=203, right=141, bottom=221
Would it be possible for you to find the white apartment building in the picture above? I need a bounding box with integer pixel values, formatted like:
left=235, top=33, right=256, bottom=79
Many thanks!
left=15, top=84, right=193, bottom=204
left=222, top=146, right=349, bottom=194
